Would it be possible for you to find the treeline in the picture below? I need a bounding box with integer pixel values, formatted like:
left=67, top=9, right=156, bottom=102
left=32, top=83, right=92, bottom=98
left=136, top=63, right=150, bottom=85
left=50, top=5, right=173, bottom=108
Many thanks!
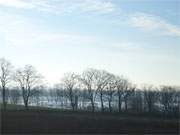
left=0, top=58, right=180, bottom=116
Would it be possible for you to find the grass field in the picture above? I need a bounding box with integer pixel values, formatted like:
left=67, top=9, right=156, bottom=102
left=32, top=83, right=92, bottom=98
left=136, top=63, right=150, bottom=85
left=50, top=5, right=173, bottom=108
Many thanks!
left=1, top=104, right=179, bottom=134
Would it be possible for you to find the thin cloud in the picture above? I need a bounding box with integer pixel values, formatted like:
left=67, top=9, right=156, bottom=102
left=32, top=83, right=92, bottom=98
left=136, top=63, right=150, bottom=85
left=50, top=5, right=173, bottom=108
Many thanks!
left=0, top=1, right=179, bottom=39
left=0, top=0, right=34, bottom=9
left=129, top=13, right=180, bottom=37
left=0, top=12, right=97, bottom=47
left=0, top=0, right=116, bottom=15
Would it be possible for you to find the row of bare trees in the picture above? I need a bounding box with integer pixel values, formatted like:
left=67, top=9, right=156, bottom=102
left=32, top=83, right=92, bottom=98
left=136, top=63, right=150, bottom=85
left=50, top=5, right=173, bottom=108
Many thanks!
left=61, top=70, right=179, bottom=115
left=0, top=58, right=42, bottom=110
left=0, top=58, right=179, bottom=115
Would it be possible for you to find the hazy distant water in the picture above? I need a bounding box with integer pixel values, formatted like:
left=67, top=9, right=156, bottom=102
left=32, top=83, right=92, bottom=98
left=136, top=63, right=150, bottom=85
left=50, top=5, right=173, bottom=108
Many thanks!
left=6, top=96, right=120, bottom=110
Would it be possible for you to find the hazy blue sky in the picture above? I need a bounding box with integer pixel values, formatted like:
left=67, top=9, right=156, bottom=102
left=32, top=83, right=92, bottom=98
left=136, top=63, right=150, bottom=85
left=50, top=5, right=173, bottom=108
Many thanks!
left=0, top=0, right=179, bottom=86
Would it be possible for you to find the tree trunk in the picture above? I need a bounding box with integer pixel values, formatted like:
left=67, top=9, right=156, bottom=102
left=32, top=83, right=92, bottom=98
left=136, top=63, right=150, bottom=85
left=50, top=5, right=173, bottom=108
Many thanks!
left=108, top=100, right=112, bottom=112
left=70, top=99, right=75, bottom=111
left=24, top=100, right=29, bottom=110
left=2, top=86, right=7, bottom=110
left=75, top=96, right=78, bottom=110
left=90, top=98, right=95, bottom=112
left=100, top=92, right=104, bottom=112
left=118, top=93, right=122, bottom=112
left=69, top=90, right=75, bottom=111
left=23, top=94, right=29, bottom=110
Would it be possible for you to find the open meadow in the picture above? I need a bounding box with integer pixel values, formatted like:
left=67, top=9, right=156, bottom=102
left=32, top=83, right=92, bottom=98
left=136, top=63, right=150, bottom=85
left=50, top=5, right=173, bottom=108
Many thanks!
left=1, top=105, right=179, bottom=134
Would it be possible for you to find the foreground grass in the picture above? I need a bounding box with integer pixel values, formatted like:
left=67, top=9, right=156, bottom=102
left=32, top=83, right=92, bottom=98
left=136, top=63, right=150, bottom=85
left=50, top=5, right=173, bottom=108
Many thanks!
left=0, top=103, right=179, bottom=118
left=1, top=104, right=179, bottom=134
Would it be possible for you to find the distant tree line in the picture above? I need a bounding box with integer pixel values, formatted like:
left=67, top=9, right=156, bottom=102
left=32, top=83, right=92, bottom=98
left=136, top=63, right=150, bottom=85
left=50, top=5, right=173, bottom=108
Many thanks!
left=0, top=58, right=179, bottom=116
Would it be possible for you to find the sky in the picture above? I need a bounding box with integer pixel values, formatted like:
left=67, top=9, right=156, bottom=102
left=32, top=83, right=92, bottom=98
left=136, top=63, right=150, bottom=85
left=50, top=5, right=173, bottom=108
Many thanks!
left=0, top=0, right=179, bottom=87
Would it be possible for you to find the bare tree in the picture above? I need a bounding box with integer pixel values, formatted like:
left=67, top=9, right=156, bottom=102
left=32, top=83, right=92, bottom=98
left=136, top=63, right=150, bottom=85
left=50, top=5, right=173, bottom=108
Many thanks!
left=0, top=58, right=12, bottom=110
left=123, top=83, right=135, bottom=112
left=173, top=88, right=180, bottom=115
left=143, top=85, right=158, bottom=113
left=62, top=72, right=79, bottom=111
left=13, top=65, right=42, bottom=110
left=114, top=76, right=126, bottom=112
left=79, top=69, right=98, bottom=112
left=94, top=70, right=113, bottom=112
left=105, top=74, right=116, bottom=112
left=159, top=86, right=178, bottom=114
left=0, top=87, right=2, bottom=103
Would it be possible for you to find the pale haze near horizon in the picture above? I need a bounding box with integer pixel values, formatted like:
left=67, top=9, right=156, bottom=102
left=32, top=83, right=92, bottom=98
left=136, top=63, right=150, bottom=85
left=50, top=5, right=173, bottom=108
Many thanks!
left=0, top=0, right=179, bottom=87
